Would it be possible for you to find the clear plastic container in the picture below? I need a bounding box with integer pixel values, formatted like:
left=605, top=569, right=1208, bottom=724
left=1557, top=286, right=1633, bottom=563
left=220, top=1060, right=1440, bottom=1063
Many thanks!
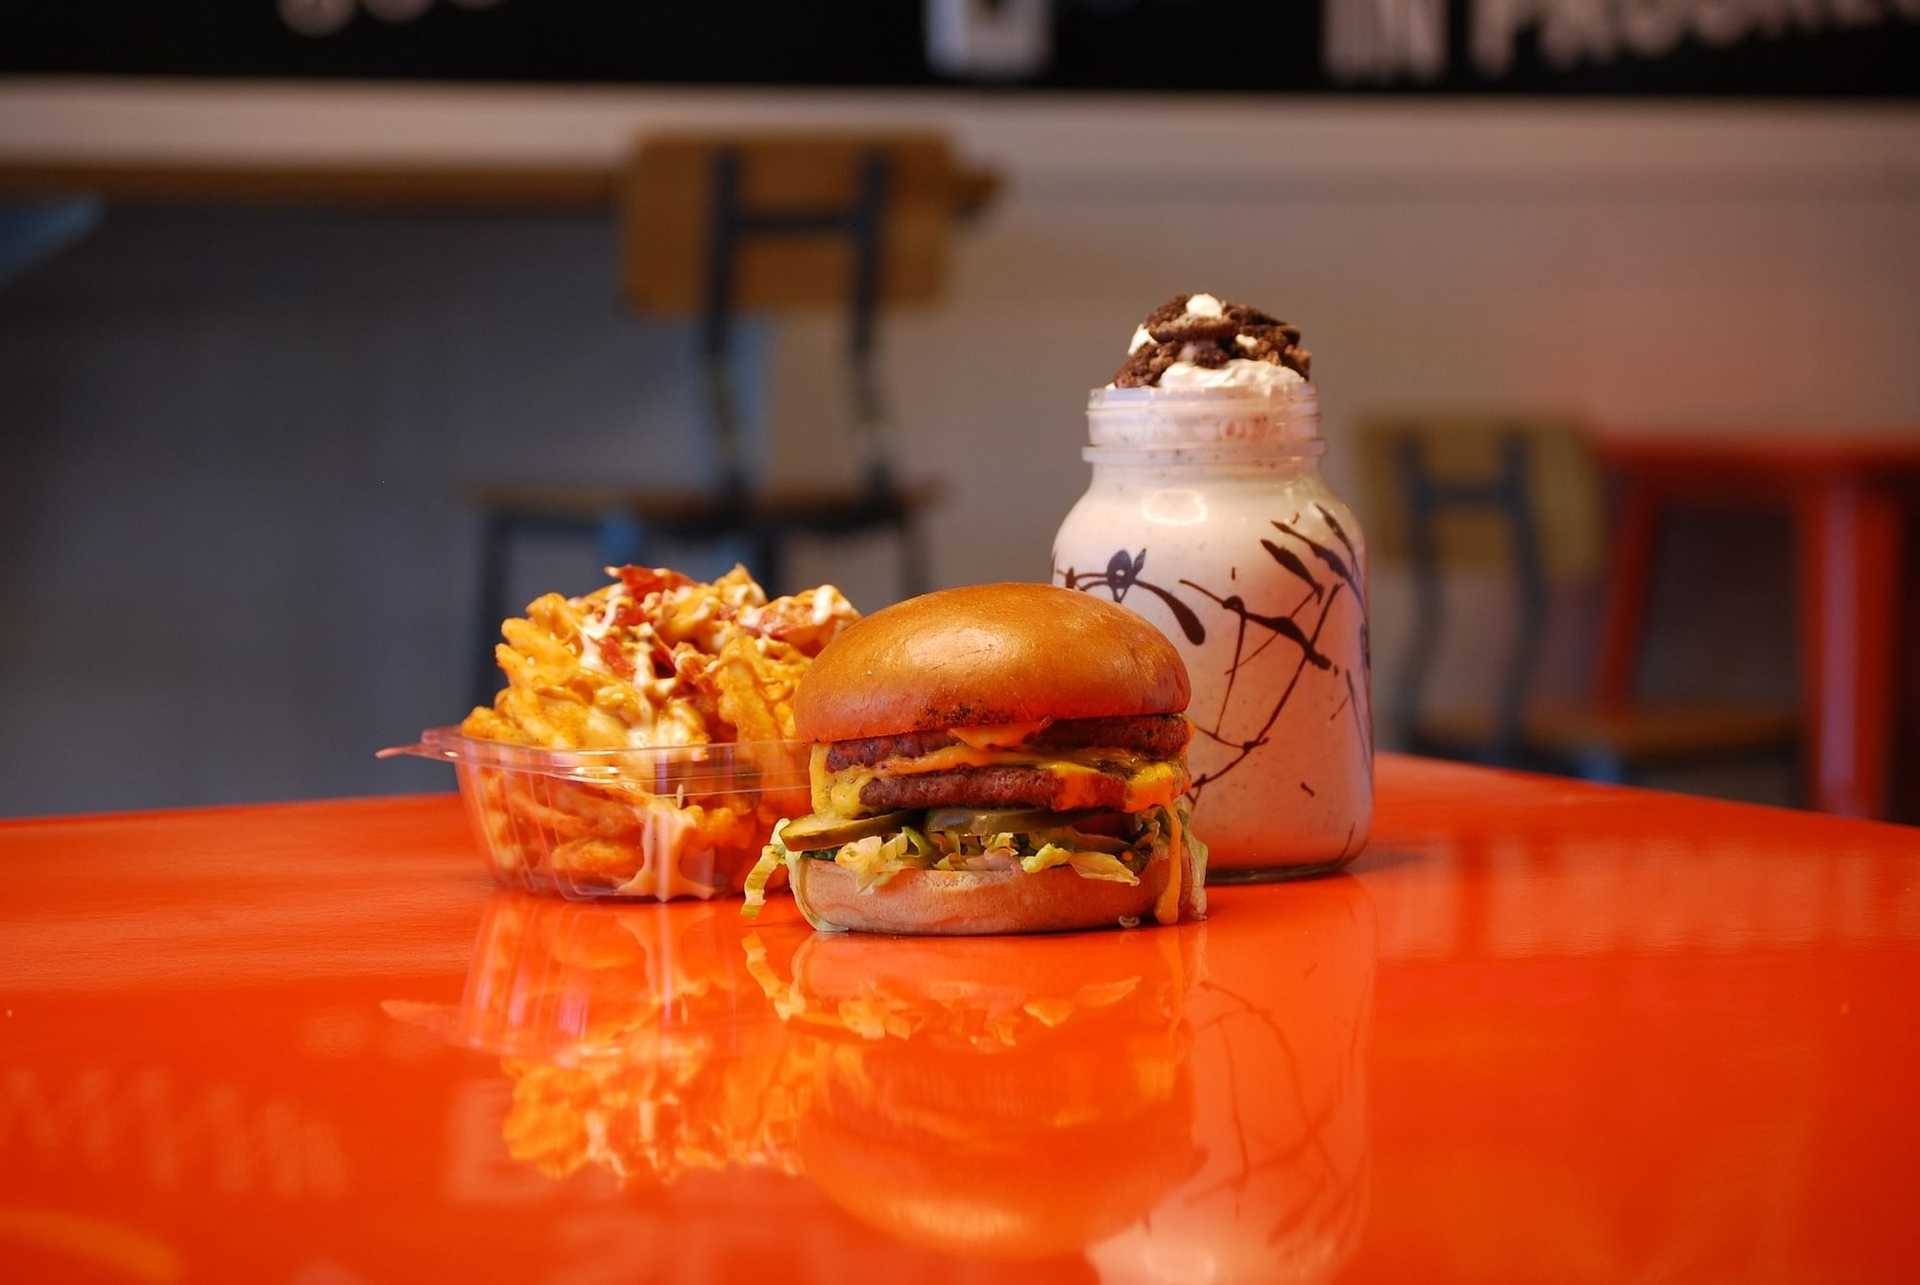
left=382, top=727, right=811, bottom=901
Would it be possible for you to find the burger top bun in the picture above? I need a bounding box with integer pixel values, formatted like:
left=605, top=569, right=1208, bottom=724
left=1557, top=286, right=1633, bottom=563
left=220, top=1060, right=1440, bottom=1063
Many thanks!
left=794, top=582, right=1190, bottom=743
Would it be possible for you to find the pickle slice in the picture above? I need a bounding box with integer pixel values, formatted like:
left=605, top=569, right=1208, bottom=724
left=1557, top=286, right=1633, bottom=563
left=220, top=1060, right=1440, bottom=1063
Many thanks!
left=924, top=807, right=1133, bottom=838
left=924, top=806, right=1068, bottom=835
left=1039, top=828, right=1129, bottom=855
left=780, top=809, right=921, bottom=851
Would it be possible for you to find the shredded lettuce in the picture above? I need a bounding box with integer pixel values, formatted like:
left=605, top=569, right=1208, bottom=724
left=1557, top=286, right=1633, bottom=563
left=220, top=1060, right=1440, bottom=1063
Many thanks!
left=833, top=831, right=930, bottom=891
left=1177, top=797, right=1208, bottom=885
left=1022, top=997, right=1076, bottom=1028
left=933, top=829, right=1020, bottom=872
left=1068, top=852, right=1141, bottom=884
left=1031, top=826, right=1128, bottom=855
left=740, top=930, right=810, bottom=1021
left=1016, top=800, right=1202, bottom=895
left=743, top=819, right=942, bottom=917
left=1073, top=976, right=1142, bottom=1007
left=1018, top=842, right=1072, bottom=875
left=1020, top=842, right=1141, bottom=885
left=748, top=800, right=1205, bottom=918
left=834, top=996, right=920, bottom=1041
left=740, top=818, right=793, bottom=918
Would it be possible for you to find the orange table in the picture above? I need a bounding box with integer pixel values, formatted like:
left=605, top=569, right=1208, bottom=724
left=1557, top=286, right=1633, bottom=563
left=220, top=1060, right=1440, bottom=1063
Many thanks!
left=1591, top=430, right=1920, bottom=820
left=3, top=759, right=1918, bottom=1282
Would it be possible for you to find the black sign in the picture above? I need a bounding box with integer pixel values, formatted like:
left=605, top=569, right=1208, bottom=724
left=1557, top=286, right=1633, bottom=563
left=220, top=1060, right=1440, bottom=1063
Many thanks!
left=5, top=1, right=1917, bottom=97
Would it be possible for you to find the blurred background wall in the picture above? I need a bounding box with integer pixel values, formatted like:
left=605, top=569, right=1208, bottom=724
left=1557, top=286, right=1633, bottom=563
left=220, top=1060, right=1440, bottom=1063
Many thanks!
left=4, top=89, right=1915, bottom=815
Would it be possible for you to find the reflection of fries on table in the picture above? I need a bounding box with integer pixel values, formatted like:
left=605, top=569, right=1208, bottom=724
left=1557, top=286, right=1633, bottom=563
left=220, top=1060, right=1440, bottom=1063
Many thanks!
left=453, top=895, right=811, bottom=1187
left=457, top=565, right=857, bottom=899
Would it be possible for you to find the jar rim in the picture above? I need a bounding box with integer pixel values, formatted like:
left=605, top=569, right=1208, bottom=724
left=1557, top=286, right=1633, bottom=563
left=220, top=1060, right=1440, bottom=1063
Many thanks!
left=1085, top=381, right=1321, bottom=455
left=1082, top=440, right=1327, bottom=466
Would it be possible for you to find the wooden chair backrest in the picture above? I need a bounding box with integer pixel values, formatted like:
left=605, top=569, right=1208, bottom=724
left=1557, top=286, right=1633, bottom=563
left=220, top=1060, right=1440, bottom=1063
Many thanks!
left=1356, top=414, right=1606, bottom=582
left=618, top=132, right=957, bottom=316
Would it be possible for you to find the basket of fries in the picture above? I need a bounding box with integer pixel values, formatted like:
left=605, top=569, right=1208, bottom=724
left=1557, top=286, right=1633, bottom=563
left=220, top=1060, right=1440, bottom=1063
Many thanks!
left=385, top=564, right=856, bottom=901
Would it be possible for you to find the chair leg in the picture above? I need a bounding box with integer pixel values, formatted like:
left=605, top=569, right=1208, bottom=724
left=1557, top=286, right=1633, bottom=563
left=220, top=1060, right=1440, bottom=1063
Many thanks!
left=898, top=511, right=931, bottom=600
left=751, top=526, right=786, bottom=597
left=1572, top=748, right=1628, bottom=785
left=597, top=514, right=647, bottom=569
left=1793, top=478, right=1902, bottom=817
left=1594, top=479, right=1660, bottom=711
left=473, top=510, right=512, bottom=709
left=1783, top=735, right=1812, bottom=811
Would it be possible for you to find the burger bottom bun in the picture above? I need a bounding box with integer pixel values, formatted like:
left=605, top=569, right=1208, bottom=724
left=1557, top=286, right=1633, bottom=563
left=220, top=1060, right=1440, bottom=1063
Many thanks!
left=790, top=843, right=1205, bottom=936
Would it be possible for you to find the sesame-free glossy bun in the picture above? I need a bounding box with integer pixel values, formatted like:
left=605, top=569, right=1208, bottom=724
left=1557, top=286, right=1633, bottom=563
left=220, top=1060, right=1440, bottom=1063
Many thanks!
left=788, top=842, right=1205, bottom=936
left=794, top=582, right=1190, bottom=743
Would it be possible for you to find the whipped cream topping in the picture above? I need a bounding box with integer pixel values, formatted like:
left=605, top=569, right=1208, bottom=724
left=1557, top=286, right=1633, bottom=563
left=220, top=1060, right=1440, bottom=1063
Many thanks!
left=1158, top=358, right=1307, bottom=392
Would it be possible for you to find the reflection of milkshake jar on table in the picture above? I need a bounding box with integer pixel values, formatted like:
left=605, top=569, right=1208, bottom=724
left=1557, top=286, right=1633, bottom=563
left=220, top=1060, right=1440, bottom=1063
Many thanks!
left=1088, top=874, right=1376, bottom=1284
left=1053, top=294, right=1371, bottom=878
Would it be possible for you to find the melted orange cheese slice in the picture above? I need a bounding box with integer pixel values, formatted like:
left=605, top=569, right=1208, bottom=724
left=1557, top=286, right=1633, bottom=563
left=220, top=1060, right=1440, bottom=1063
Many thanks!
left=949, top=721, right=1052, bottom=750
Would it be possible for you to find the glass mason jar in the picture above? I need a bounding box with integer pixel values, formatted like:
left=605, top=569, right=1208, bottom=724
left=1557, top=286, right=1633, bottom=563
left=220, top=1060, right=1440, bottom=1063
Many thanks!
left=1052, top=384, right=1372, bottom=880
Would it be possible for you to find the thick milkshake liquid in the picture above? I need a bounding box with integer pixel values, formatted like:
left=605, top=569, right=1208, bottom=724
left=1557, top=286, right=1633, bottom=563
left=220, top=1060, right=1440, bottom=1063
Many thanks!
left=1055, top=459, right=1372, bottom=875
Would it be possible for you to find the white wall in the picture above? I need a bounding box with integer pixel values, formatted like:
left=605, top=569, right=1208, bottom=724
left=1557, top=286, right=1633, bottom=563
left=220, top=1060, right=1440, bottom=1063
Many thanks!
left=3, top=87, right=1915, bottom=813
left=770, top=96, right=1920, bottom=748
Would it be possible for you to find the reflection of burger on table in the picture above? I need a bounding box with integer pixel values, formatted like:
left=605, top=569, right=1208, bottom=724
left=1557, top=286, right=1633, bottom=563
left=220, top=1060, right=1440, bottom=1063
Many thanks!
left=744, top=923, right=1206, bottom=1261
left=452, top=893, right=805, bottom=1186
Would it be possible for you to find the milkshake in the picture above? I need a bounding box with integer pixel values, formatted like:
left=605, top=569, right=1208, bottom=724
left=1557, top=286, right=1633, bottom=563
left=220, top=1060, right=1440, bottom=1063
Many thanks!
left=1053, top=293, right=1371, bottom=878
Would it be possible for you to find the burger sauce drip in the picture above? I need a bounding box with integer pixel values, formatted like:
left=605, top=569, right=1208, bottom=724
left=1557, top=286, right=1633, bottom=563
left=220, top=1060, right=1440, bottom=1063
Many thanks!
left=1154, top=806, right=1183, bottom=925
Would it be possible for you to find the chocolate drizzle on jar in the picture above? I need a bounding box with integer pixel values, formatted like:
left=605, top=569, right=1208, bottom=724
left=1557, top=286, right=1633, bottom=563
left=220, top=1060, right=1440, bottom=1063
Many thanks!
left=1060, top=549, right=1209, bottom=646
left=1055, top=503, right=1370, bottom=802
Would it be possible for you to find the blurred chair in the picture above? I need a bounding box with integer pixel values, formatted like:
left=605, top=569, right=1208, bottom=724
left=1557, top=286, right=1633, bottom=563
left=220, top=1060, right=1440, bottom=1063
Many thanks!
left=1358, top=415, right=1799, bottom=784
left=471, top=132, right=995, bottom=705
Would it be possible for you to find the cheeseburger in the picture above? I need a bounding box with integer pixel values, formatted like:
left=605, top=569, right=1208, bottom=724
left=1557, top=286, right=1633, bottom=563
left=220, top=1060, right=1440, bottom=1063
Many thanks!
left=742, top=582, right=1206, bottom=933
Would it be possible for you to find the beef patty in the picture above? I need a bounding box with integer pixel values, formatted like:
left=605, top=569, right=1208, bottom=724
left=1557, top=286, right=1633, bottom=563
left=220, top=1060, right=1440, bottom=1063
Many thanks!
left=823, top=713, right=1191, bottom=772
left=858, top=765, right=1134, bottom=813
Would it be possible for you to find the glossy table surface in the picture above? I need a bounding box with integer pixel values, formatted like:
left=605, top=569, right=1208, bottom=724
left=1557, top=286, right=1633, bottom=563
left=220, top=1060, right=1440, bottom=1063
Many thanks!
left=4, top=755, right=1918, bottom=1283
